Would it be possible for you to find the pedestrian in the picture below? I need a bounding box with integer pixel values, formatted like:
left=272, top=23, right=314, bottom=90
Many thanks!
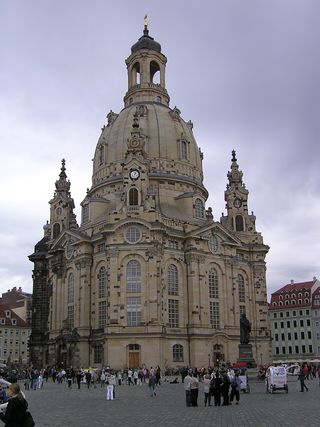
left=203, top=373, right=211, bottom=406
left=230, top=372, right=242, bottom=404
left=184, top=371, right=192, bottom=407
left=85, top=370, right=92, bottom=389
left=76, top=369, right=82, bottom=389
left=212, top=371, right=222, bottom=406
left=298, top=367, right=308, bottom=392
left=221, top=373, right=231, bottom=405
left=66, top=370, right=72, bottom=389
left=190, top=373, right=199, bottom=407
left=148, top=373, right=156, bottom=397
left=0, top=383, right=33, bottom=426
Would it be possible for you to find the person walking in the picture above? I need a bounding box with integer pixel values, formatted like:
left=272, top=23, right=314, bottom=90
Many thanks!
left=298, top=367, right=308, bottom=392
left=212, top=371, right=222, bottom=406
left=203, top=373, right=211, bottom=407
left=184, top=371, right=192, bottom=407
left=76, top=369, right=82, bottom=389
left=148, top=373, right=156, bottom=397
left=221, top=373, right=231, bottom=405
left=190, top=373, right=199, bottom=407
left=230, top=372, right=242, bottom=404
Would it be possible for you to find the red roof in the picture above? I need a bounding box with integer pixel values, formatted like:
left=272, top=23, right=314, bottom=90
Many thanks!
left=269, top=281, right=315, bottom=310
left=273, top=281, right=314, bottom=294
left=0, top=304, right=29, bottom=327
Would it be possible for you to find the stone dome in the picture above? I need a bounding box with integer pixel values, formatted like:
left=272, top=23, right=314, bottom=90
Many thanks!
left=92, top=103, right=205, bottom=193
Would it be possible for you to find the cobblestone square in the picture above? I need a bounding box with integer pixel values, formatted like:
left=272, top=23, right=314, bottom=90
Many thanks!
left=23, top=376, right=320, bottom=427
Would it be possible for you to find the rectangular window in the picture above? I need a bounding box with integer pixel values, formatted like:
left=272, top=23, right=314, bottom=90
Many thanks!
left=168, top=240, right=178, bottom=250
left=307, top=319, right=311, bottom=326
left=294, top=332, right=298, bottom=340
left=127, top=297, right=141, bottom=326
left=286, top=321, right=290, bottom=328
left=307, top=331, right=312, bottom=339
left=288, top=346, right=292, bottom=354
left=274, top=322, right=278, bottom=330
left=94, top=345, right=103, bottom=364
left=98, top=301, right=107, bottom=328
left=295, top=345, right=299, bottom=353
left=67, top=305, right=74, bottom=330
left=293, top=311, right=296, bottom=316
left=300, top=319, right=304, bottom=327
left=281, top=333, right=285, bottom=340
left=280, top=312, right=283, bottom=318
left=306, top=309, right=310, bottom=315
left=275, top=333, right=279, bottom=341
left=282, top=347, right=286, bottom=354
left=302, top=345, right=306, bottom=353
left=286, top=312, right=289, bottom=317
left=275, top=347, right=279, bottom=355
left=273, top=313, right=277, bottom=318
left=210, top=302, right=220, bottom=329
left=280, top=321, right=284, bottom=328
left=168, top=299, right=179, bottom=328
left=293, top=320, right=297, bottom=327
left=301, top=331, right=305, bottom=339
left=82, top=204, right=89, bottom=223
left=288, top=333, right=291, bottom=340
left=308, top=345, right=313, bottom=353
left=299, top=310, right=303, bottom=316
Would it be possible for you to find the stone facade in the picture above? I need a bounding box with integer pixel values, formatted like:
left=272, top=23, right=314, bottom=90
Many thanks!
left=29, top=25, right=271, bottom=369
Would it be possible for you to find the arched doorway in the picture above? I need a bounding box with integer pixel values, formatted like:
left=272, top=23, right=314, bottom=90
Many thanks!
left=213, top=344, right=224, bottom=367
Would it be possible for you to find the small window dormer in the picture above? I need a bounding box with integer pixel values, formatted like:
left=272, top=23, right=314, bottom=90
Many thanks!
left=5, top=310, right=10, bottom=318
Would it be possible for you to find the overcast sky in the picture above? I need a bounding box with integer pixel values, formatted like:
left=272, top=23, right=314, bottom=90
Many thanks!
left=1, top=0, right=319, bottom=299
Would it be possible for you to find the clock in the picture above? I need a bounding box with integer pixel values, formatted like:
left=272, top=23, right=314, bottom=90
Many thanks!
left=129, top=169, right=140, bottom=180
left=234, top=198, right=242, bottom=208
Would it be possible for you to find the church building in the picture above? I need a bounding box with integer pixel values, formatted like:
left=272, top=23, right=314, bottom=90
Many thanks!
left=29, top=24, right=270, bottom=369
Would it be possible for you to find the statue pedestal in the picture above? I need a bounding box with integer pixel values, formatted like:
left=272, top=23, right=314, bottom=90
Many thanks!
left=237, top=344, right=256, bottom=368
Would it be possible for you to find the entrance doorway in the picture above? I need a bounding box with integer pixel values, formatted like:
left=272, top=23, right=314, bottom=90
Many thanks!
left=128, top=344, right=140, bottom=368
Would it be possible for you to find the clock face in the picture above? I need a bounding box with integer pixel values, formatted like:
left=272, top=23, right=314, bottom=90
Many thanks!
left=234, top=198, right=242, bottom=208
left=130, top=169, right=140, bottom=180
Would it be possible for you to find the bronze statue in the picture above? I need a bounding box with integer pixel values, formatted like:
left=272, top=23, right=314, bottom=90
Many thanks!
left=240, top=313, right=251, bottom=344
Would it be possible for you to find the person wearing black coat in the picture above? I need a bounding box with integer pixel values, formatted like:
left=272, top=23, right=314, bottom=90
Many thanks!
left=0, top=383, right=28, bottom=427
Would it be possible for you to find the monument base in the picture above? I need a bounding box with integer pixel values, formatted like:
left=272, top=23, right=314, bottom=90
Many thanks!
left=237, top=343, right=256, bottom=368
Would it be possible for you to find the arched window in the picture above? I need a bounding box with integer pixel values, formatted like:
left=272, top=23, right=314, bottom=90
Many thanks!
left=53, top=223, right=60, bottom=239
left=132, top=62, right=141, bottom=85
left=172, top=344, right=184, bottom=362
left=67, top=273, right=74, bottom=304
left=168, top=264, right=178, bottom=296
left=285, top=300, right=289, bottom=305
left=129, top=188, right=139, bottom=206
left=127, top=260, right=141, bottom=293
left=235, top=215, right=244, bottom=231
left=209, top=268, right=219, bottom=299
left=181, top=141, right=188, bottom=160
left=279, top=301, right=283, bottom=306
left=238, top=274, right=245, bottom=303
left=98, top=266, right=107, bottom=298
left=150, top=60, right=160, bottom=84
left=194, top=198, right=204, bottom=218
left=273, top=302, right=277, bottom=307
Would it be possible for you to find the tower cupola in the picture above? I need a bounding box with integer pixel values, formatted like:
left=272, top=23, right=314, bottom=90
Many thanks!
left=124, top=19, right=170, bottom=107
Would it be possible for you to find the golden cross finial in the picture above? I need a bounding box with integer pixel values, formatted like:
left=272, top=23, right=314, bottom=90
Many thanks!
left=144, top=14, right=148, bottom=29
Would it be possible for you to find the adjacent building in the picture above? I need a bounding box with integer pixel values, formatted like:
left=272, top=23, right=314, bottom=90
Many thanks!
left=269, top=278, right=320, bottom=363
left=0, top=304, right=30, bottom=365
left=29, top=24, right=270, bottom=369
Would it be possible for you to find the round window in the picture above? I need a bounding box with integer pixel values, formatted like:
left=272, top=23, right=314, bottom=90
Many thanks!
left=208, top=235, right=219, bottom=253
left=125, top=226, right=141, bottom=244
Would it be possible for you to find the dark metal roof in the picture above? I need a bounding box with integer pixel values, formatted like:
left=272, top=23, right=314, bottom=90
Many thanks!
left=131, top=28, right=161, bottom=54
